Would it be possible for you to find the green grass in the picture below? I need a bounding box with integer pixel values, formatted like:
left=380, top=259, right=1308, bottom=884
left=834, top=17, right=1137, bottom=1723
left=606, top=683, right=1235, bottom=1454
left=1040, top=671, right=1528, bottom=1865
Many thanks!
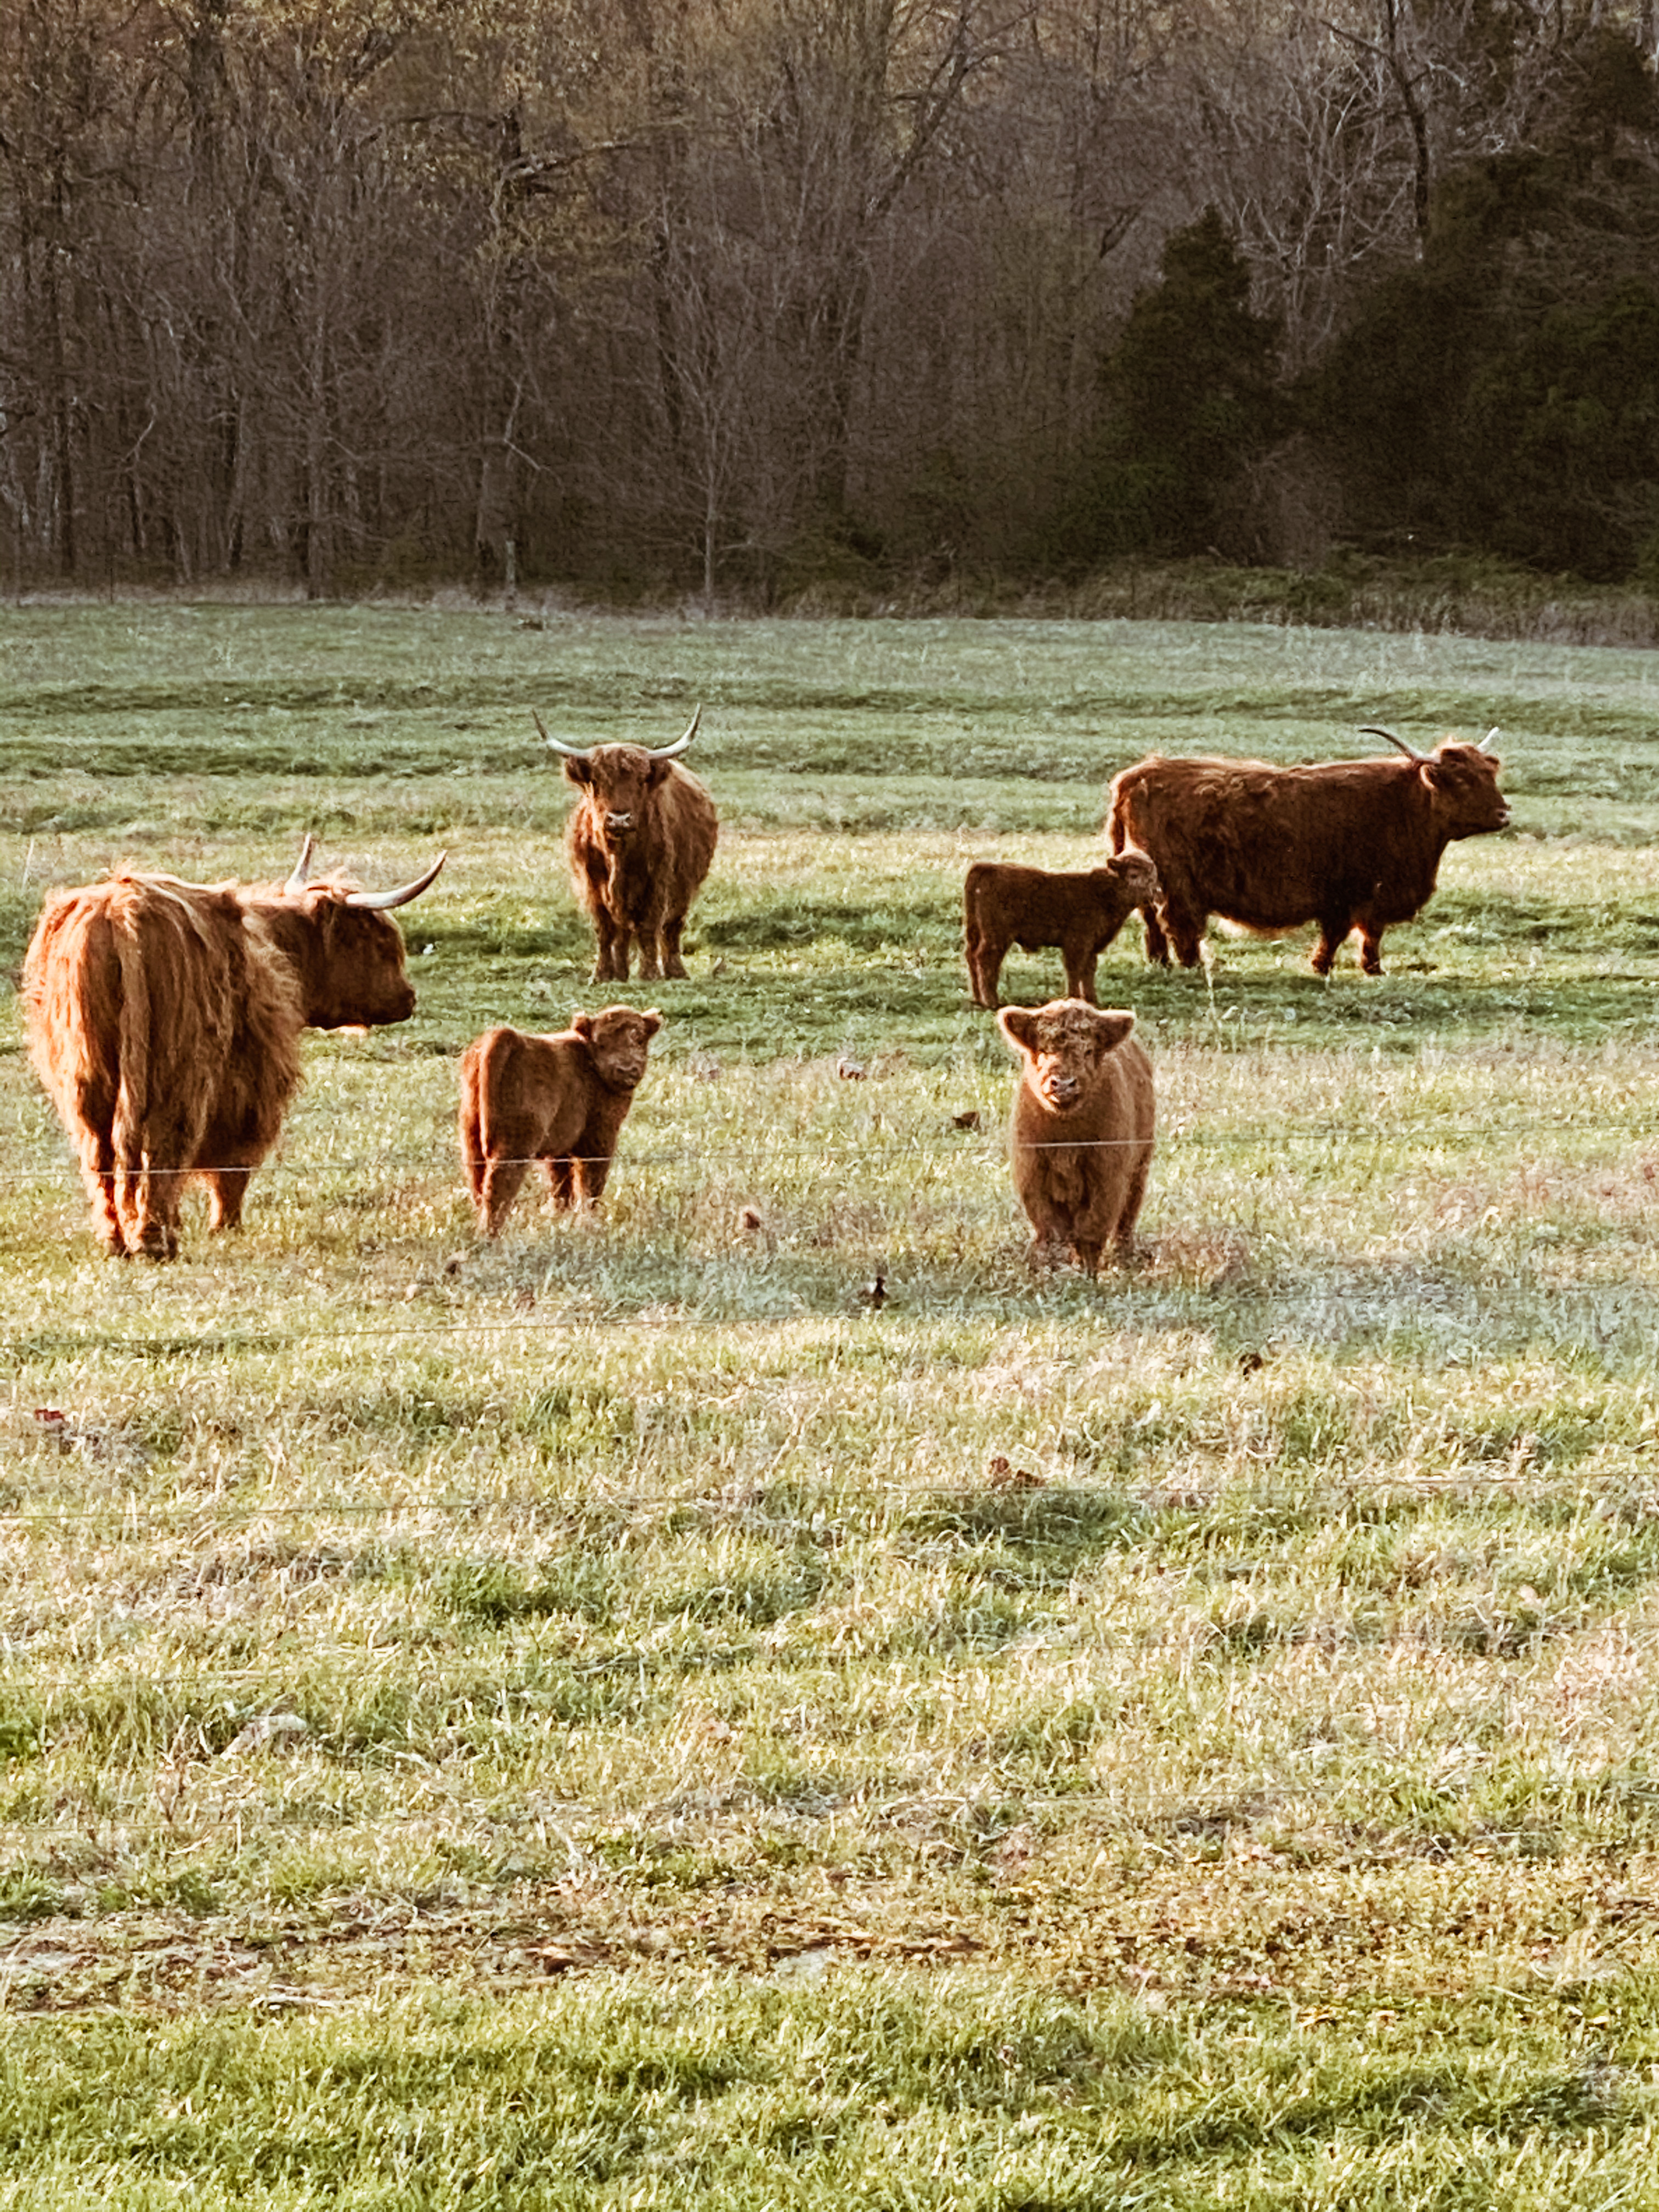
left=4, top=600, right=1659, bottom=2202
left=3, top=1977, right=1657, bottom=2208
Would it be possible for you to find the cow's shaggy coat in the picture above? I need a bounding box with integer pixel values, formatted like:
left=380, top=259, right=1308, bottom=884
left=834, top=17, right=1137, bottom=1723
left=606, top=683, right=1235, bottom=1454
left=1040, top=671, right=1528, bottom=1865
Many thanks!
left=998, top=998, right=1155, bottom=1274
left=24, top=864, right=433, bottom=1259
left=1105, top=734, right=1508, bottom=974
left=459, top=1006, right=662, bottom=1235
left=963, top=849, right=1159, bottom=1007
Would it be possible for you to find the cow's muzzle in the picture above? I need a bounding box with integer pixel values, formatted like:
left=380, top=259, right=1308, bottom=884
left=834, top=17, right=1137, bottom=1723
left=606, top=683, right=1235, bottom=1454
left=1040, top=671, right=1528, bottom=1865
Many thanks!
left=605, top=812, right=635, bottom=834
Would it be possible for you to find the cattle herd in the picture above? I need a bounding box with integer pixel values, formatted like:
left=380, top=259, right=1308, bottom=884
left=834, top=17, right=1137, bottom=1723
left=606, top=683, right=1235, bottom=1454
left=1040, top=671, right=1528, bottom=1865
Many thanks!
left=19, top=714, right=1510, bottom=1276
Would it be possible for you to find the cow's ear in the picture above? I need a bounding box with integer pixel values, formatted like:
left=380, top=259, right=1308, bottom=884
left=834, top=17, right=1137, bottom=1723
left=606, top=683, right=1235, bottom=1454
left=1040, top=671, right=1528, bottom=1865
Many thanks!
left=1091, top=1009, right=1137, bottom=1052
left=646, top=757, right=675, bottom=788
left=563, top=757, right=592, bottom=788
left=642, top=1009, right=663, bottom=1037
left=571, top=1012, right=594, bottom=1041
left=998, top=1007, right=1039, bottom=1055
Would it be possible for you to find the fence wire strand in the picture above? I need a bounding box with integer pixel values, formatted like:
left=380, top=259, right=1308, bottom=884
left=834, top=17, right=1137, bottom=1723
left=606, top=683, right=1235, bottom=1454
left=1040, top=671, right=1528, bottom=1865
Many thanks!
left=2, top=1118, right=1658, bottom=1185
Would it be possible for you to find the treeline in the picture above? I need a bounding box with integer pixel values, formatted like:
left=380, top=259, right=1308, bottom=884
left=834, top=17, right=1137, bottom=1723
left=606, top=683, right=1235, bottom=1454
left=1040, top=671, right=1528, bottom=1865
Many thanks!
left=3, top=0, right=1658, bottom=604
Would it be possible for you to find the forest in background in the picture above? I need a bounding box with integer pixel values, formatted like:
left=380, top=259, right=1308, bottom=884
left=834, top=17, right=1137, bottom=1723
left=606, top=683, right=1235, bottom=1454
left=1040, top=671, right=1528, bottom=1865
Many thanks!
left=4, top=0, right=1659, bottom=607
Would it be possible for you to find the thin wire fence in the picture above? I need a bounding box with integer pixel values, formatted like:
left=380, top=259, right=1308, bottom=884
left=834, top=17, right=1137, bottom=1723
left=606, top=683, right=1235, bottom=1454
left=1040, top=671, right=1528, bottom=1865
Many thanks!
left=2, top=1119, right=1658, bottom=1181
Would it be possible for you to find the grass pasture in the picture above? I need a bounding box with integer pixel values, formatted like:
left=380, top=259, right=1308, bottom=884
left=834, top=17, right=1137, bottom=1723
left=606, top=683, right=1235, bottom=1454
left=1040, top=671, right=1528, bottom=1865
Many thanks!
left=3, top=602, right=1659, bottom=2203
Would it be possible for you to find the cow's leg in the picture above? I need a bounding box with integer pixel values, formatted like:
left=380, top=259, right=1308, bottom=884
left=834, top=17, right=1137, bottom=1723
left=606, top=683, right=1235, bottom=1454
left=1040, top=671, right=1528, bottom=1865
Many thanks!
left=1163, top=904, right=1207, bottom=968
left=1141, top=907, right=1171, bottom=966
left=93, top=1184, right=128, bottom=1256
left=572, top=1148, right=614, bottom=1209
left=1311, top=918, right=1351, bottom=975
left=544, top=1155, right=577, bottom=1211
left=479, top=1158, right=530, bottom=1236
left=1356, top=923, right=1385, bottom=975
left=1062, top=941, right=1099, bottom=1004
left=590, top=919, right=627, bottom=983
left=123, top=1170, right=180, bottom=1261
left=459, top=1098, right=486, bottom=1204
left=966, top=930, right=1000, bottom=1007
left=78, top=1138, right=128, bottom=1256
left=111, top=1124, right=185, bottom=1258
left=1071, top=1239, right=1103, bottom=1277
left=635, top=936, right=664, bottom=982
left=202, top=1155, right=261, bottom=1233
left=981, top=936, right=1010, bottom=1008
left=658, top=914, right=690, bottom=980
left=1025, top=1232, right=1063, bottom=1274
left=963, top=916, right=986, bottom=1005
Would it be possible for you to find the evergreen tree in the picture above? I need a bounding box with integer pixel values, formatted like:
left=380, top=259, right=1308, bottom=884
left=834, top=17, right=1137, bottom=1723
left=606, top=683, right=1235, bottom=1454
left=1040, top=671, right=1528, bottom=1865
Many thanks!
left=1051, top=208, right=1283, bottom=566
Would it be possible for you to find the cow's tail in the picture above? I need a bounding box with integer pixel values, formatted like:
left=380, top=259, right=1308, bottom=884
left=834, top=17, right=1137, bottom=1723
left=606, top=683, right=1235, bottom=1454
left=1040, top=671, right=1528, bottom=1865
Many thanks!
left=459, top=1029, right=515, bottom=1201
left=1104, top=779, right=1131, bottom=856
left=108, top=911, right=155, bottom=1235
left=458, top=1039, right=486, bottom=1200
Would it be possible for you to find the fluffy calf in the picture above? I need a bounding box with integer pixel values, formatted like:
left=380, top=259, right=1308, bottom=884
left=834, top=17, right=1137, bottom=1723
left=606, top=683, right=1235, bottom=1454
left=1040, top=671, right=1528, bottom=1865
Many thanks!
left=997, top=998, right=1154, bottom=1274
left=459, top=1006, right=662, bottom=1235
left=964, top=849, right=1159, bottom=1007
left=1105, top=728, right=1508, bottom=974
left=23, top=849, right=442, bottom=1259
left=537, top=708, right=718, bottom=983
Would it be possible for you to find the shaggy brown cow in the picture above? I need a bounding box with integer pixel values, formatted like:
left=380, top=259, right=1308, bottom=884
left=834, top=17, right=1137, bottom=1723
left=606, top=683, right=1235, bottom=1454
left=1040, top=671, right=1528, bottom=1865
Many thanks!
left=963, top=849, right=1160, bottom=1007
left=459, top=1005, right=662, bottom=1235
left=998, top=998, right=1154, bottom=1275
left=1105, top=727, right=1508, bottom=974
left=537, top=707, right=718, bottom=983
left=23, top=847, right=443, bottom=1259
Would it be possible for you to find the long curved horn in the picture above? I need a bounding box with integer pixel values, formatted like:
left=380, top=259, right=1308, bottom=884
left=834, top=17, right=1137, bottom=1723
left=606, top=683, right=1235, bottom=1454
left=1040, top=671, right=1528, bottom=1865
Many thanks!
left=533, top=708, right=589, bottom=761
left=1482, top=726, right=1502, bottom=754
left=648, top=704, right=702, bottom=760
left=284, top=833, right=314, bottom=894
left=345, top=853, right=447, bottom=912
left=1360, top=725, right=1430, bottom=764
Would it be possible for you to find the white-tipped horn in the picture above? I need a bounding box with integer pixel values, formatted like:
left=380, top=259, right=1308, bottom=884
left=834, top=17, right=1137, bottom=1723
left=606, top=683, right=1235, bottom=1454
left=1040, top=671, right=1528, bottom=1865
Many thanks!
left=648, top=704, right=702, bottom=760
left=1483, top=726, right=1502, bottom=754
left=534, top=708, right=589, bottom=761
left=345, top=853, right=447, bottom=912
left=1360, top=724, right=1430, bottom=764
left=284, top=833, right=315, bottom=894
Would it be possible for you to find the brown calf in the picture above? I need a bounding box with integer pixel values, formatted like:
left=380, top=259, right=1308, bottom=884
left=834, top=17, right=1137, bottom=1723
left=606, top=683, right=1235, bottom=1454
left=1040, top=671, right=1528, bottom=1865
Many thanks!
left=997, top=998, right=1154, bottom=1274
left=964, top=849, right=1159, bottom=1007
left=459, top=1006, right=662, bottom=1235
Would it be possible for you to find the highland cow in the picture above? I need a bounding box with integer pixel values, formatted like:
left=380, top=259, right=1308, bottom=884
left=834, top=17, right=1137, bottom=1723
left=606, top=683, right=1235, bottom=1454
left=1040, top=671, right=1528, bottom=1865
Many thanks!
left=964, top=848, right=1160, bottom=1007
left=459, top=1005, right=662, bottom=1236
left=997, top=998, right=1155, bottom=1275
left=23, top=847, right=444, bottom=1259
left=537, top=708, right=718, bottom=983
left=1105, top=727, right=1508, bottom=974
